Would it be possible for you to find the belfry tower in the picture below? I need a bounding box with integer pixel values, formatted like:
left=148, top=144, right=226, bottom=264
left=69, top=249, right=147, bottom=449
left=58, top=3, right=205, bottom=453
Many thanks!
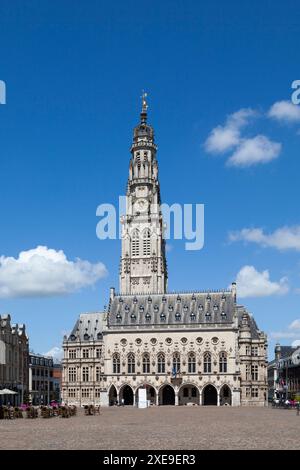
left=119, top=93, right=168, bottom=294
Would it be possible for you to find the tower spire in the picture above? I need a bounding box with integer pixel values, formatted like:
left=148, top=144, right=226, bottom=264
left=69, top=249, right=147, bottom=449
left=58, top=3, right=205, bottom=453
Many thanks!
left=119, top=96, right=168, bottom=295
left=140, top=90, right=148, bottom=123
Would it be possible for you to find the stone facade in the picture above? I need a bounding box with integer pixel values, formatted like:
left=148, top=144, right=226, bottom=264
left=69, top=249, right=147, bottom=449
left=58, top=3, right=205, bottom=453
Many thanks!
left=0, top=314, right=29, bottom=404
left=62, top=99, right=268, bottom=407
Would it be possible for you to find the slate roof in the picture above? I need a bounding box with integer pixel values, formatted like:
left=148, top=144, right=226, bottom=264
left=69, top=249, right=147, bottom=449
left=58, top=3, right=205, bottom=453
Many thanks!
left=108, top=291, right=236, bottom=327
left=65, top=292, right=263, bottom=341
left=67, top=312, right=105, bottom=342
left=279, top=346, right=296, bottom=359
left=236, top=305, right=261, bottom=340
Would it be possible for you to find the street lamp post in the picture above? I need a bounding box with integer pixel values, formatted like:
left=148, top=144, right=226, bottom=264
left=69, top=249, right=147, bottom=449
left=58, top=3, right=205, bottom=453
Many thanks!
left=285, top=361, right=288, bottom=401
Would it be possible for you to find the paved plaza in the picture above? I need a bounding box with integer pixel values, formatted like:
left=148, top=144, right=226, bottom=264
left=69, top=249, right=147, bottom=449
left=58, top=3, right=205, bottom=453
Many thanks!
left=0, top=406, right=299, bottom=450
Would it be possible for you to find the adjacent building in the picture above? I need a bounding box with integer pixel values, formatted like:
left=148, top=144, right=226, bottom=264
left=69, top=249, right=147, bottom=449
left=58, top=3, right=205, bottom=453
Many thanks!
left=52, top=363, right=62, bottom=403
left=62, top=98, right=268, bottom=407
left=0, top=314, right=29, bottom=404
left=268, top=344, right=300, bottom=400
left=29, top=353, right=55, bottom=405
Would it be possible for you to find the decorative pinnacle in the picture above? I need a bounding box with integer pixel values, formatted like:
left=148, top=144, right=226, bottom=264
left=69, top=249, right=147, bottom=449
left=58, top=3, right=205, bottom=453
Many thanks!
left=140, top=90, right=148, bottom=123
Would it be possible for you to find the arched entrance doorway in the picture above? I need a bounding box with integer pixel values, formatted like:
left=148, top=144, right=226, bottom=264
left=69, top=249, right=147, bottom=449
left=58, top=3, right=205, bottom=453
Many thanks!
left=135, top=385, right=156, bottom=405
left=178, top=384, right=199, bottom=405
left=220, top=385, right=231, bottom=406
left=202, top=384, right=217, bottom=405
left=108, top=385, right=117, bottom=406
left=159, top=385, right=175, bottom=405
left=119, top=385, right=134, bottom=405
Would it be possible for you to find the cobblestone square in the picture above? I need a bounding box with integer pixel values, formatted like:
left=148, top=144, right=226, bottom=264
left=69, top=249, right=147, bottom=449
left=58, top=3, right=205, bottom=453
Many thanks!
left=0, top=406, right=300, bottom=450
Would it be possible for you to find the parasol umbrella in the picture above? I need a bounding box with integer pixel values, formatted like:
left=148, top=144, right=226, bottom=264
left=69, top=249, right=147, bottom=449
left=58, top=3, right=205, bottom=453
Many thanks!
left=0, top=389, right=18, bottom=395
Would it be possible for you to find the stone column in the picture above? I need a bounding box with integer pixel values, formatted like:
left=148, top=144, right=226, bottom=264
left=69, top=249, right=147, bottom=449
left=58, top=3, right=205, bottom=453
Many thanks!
left=217, top=389, right=220, bottom=406
left=175, top=391, right=179, bottom=406
left=199, top=391, right=202, bottom=406
left=156, top=392, right=159, bottom=406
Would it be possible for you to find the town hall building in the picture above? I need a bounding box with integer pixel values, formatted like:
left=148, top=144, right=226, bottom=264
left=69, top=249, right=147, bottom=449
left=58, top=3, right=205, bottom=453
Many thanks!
left=62, top=97, right=268, bottom=407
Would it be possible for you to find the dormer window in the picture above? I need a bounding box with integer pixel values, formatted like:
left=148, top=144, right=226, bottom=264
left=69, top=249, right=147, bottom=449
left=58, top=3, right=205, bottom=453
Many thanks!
left=177, top=296, right=181, bottom=303
left=221, top=311, right=227, bottom=319
left=183, top=304, right=188, bottom=312
left=148, top=296, right=152, bottom=304
left=154, top=305, right=159, bottom=313
left=145, top=313, right=151, bottom=321
left=116, top=313, right=122, bottom=323
left=222, top=294, right=226, bottom=301
left=213, top=304, right=219, bottom=312
left=119, top=297, right=123, bottom=303
left=83, top=333, right=90, bottom=341
left=133, top=297, right=138, bottom=304
left=206, top=294, right=211, bottom=302
left=191, top=294, right=196, bottom=301
left=198, top=304, right=204, bottom=311
left=130, top=313, right=136, bottom=321
left=205, top=312, right=211, bottom=320
left=139, top=305, right=144, bottom=312
left=175, top=312, right=181, bottom=321
left=190, top=312, right=196, bottom=321
left=97, top=332, right=102, bottom=340
left=168, top=305, right=173, bottom=312
left=70, top=334, right=76, bottom=341
left=162, top=296, right=167, bottom=303
left=160, top=312, right=166, bottom=321
left=125, top=304, right=130, bottom=312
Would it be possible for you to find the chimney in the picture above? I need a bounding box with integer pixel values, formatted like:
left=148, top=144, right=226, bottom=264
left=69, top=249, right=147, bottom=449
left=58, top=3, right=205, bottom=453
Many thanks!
left=275, top=343, right=281, bottom=361
left=231, top=282, right=237, bottom=302
left=110, top=287, right=115, bottom=301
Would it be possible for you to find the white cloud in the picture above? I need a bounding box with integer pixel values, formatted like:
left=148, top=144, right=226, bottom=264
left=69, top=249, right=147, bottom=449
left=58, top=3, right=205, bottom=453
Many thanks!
left=205, top=126, right=240, bottom=154
left=270, top=319, right=300, bottom=343
left=268, top=100, right=300, bottom=123
left=205, top=108, right=281, bottom=167
left=44, top=346, right=63, bottom=362
left=229, top=226, right=300, bottom=251
left=289, top=319, right=300, bottom=330
left=270, top=331, right=298, bottom=340
left=204, top=108, right=256, bottom=154
left=0, top=246, right=107, bottom=298
left=227, top=135, right=281, bottom=167
left=234, top=265, right=289, bottom=298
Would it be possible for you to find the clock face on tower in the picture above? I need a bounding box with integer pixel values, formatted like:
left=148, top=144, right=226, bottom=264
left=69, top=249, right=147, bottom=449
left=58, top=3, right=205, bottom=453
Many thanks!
left=134, top=198, right=149, bottom=213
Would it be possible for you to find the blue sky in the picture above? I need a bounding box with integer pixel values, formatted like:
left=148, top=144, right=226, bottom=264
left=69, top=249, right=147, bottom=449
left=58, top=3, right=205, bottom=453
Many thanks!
left=1, top=0, right=300, bottom=359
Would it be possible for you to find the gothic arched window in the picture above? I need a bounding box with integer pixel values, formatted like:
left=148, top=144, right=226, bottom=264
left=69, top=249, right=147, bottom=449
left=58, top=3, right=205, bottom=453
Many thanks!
left=113, top=353, right=120, bottom=374
left=127, top=353, right=135, bottom=374
left=142, top=353, right=150, bottom=374
left=157, top=353, right=165, bottom=373
left=219, top=352, right=227, bottom=373
left=172, top=352, right=180, bottom=375
left=188, top=352, right=196, bottom=373
left=131, top=229, right=140, bottom=257
left=143, top=228, right=151, bottom=256
left=203, top=352, right=212, bottom=373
